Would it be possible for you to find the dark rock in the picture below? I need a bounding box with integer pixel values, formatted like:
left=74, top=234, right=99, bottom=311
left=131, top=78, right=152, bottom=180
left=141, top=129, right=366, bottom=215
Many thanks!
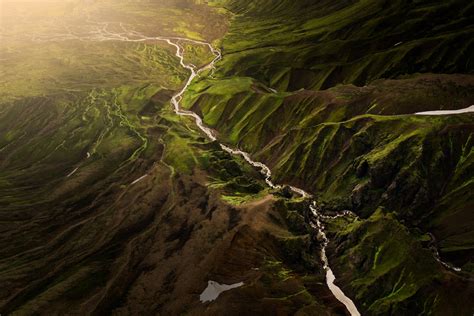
left=356, top=160, right=369, bottom=178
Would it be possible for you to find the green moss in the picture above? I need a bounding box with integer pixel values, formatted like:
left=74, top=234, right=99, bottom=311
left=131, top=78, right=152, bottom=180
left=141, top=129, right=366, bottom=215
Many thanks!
left=220, top=189, right=268, bottom=205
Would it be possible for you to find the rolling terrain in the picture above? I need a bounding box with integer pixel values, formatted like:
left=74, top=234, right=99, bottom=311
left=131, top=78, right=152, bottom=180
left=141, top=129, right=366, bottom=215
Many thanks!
left=1, top=0, right=473, bottom=315
left=0, top=1, right=353, bottom=314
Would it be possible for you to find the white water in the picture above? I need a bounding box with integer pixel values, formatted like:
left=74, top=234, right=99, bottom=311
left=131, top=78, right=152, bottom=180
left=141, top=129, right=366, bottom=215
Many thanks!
left=310, top=203, right=361, bottom=316
left=66, top=167, right=79, bottom=178
left=428, top=233, right=462, bottom=272
left=415, top=105, right=474, bottom=115
left=33, top=23, right=360, bottom=315
left=163, top=32, right=360, bottom=315
left=131, top=174, right=148, bottom=185
left=199, top=280, right=244, bottom=303
left=433, top=248, right=462, bottom=273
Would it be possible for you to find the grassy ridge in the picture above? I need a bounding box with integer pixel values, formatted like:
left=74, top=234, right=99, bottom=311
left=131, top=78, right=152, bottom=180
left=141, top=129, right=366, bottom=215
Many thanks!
left=184, top=73, right=474, bottom=263
left=1, top=0, right=473, bottom=314
left=326, top=209, right=473, bottom=315
left=211, top=0, right=473, bottom=91
left=185, top=1, right=474, bottom=314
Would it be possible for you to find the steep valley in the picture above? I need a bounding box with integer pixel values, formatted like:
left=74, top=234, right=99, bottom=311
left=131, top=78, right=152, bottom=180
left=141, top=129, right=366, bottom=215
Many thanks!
left=1, top=0, right=473, bottom=315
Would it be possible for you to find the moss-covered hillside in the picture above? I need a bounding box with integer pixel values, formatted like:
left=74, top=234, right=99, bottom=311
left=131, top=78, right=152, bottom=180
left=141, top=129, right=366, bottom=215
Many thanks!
left=211, top=0, right=473, bottom=90
left=185, top=0, right=474, bottom=314
left=1, top=0, right=473, bottom=314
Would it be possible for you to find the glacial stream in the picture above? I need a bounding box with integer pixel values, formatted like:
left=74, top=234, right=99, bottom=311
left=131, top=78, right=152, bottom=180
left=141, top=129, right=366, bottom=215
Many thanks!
left=159, top=31, right=362, bottom=316
left=415, top=105, right=474, bottom=115
left=99, top=26, right=465, bottom=308
left=32, top=24, right=361, bottom=315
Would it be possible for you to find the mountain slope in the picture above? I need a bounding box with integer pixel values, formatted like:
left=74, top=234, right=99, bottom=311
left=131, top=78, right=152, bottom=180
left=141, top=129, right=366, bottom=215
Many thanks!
left=184, top=0, right=474, bottom=314
left=1, top=0, right=473, bottom=314
left=212, top=0, right=473, bottom=90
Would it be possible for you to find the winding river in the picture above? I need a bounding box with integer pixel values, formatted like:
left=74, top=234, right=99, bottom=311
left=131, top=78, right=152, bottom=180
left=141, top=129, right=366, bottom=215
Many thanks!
left=32, top=24, right=361, bottom=315
left=157, top=31, right=362, bottom=316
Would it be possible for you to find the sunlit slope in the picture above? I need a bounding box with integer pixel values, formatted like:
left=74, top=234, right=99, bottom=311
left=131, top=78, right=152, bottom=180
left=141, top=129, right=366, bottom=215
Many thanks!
left=0, top=0, right=228, bottom=41
left=0, top=1, right=354, bottom=314
left=0, top=84, right=328, bottom=314
left=1, top=0, right=473, bottom=314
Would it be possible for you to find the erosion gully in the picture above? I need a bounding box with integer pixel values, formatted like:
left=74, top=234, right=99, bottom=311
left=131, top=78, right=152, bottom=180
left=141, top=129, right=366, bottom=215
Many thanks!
left=147, top=31, right=361, bottom=316
left=33, top=22, right=361, bottom=316
left=31, top=16, right=470, bottom=313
